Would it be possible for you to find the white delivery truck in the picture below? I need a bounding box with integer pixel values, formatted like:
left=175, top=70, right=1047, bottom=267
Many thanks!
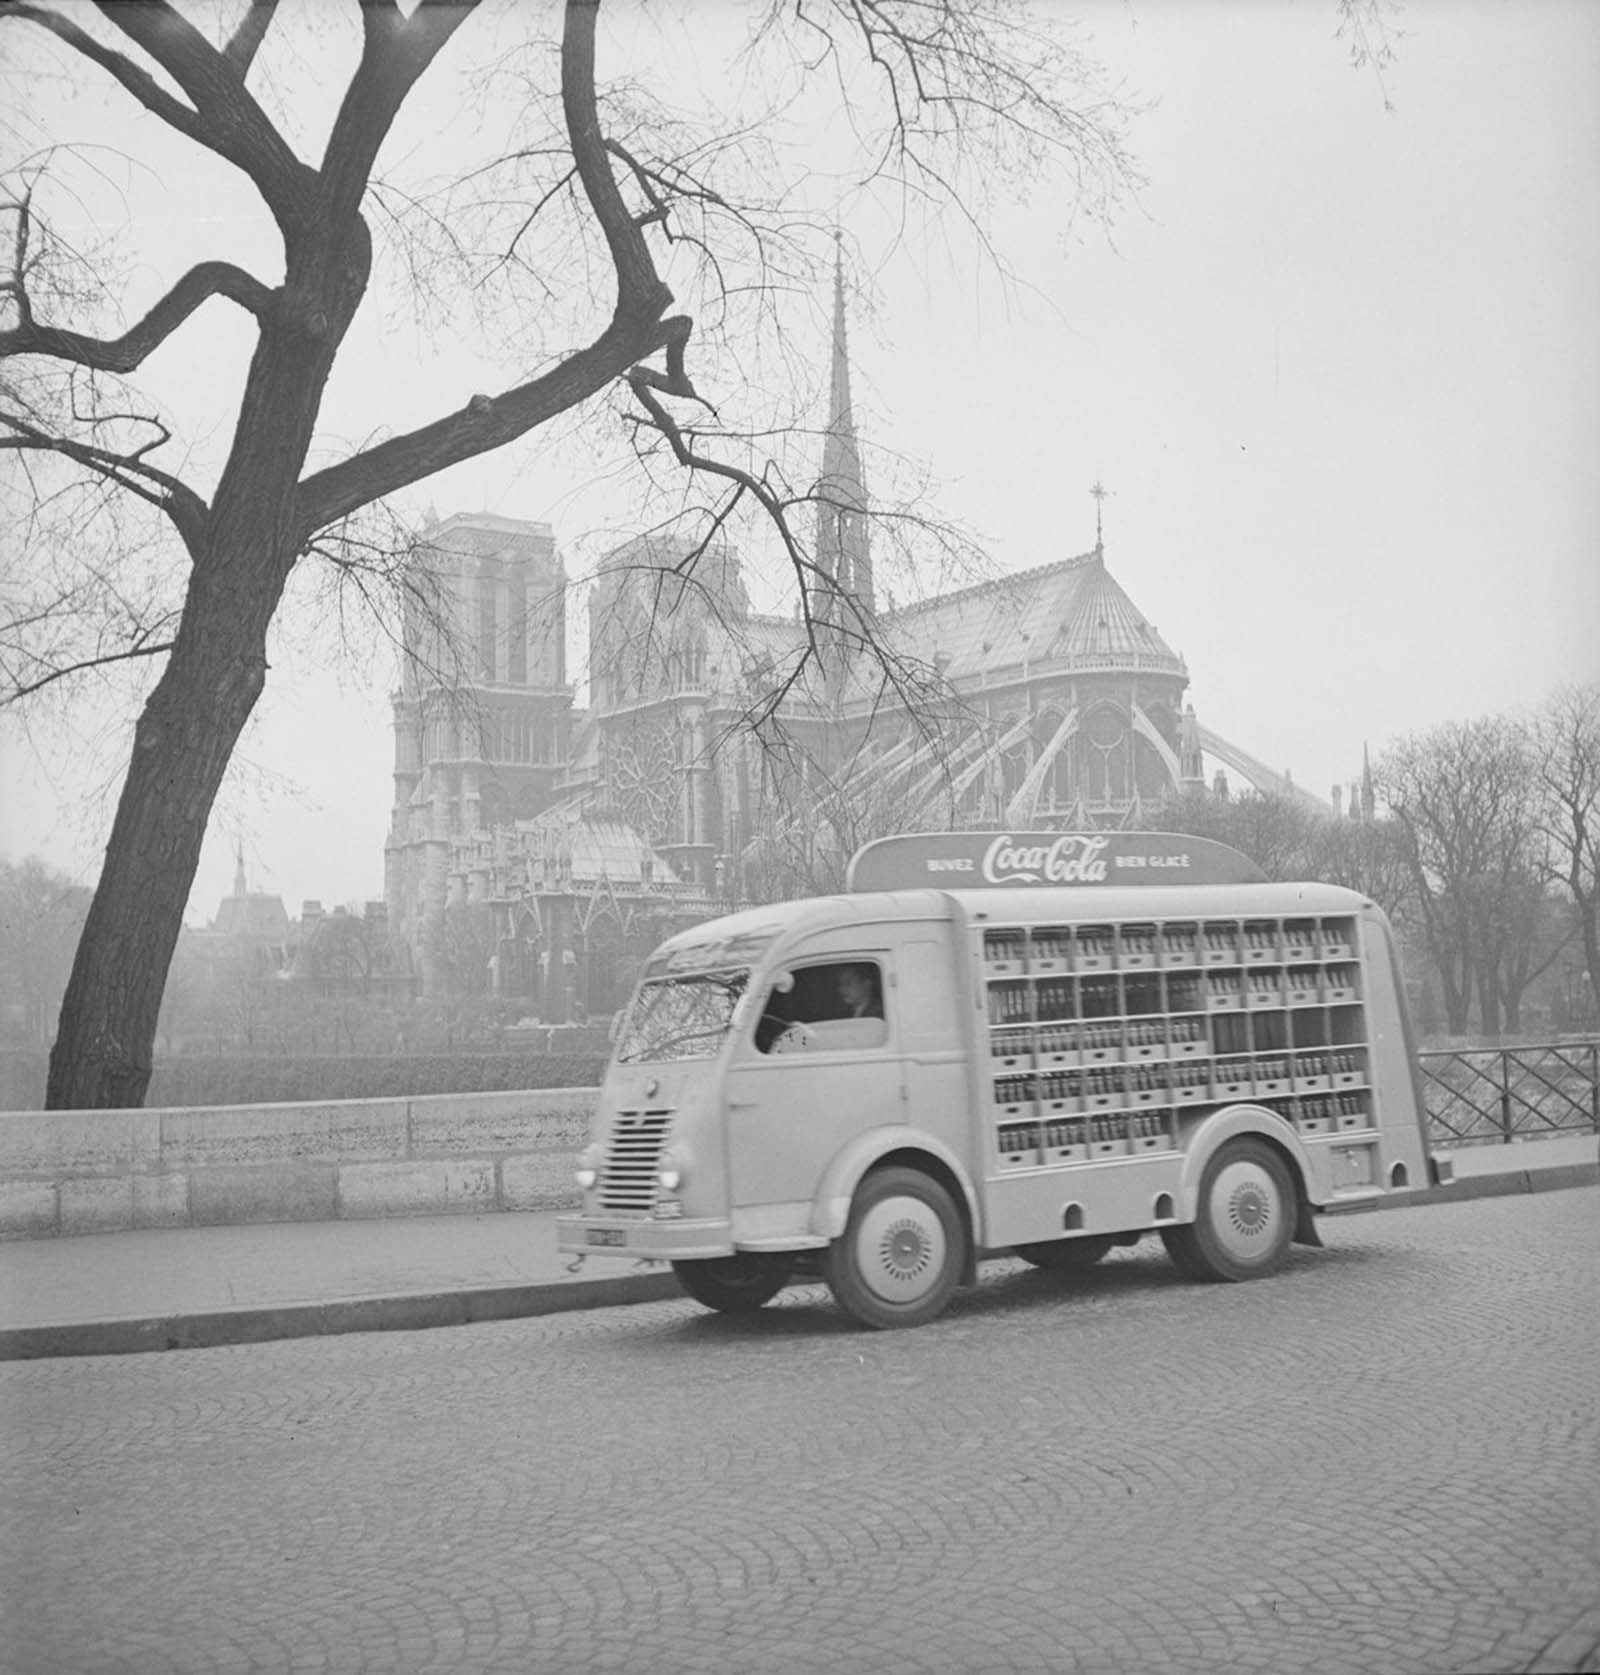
left=556, top=831, right=1450, bottom=1329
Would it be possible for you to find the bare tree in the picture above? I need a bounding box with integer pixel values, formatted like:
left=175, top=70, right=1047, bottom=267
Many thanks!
left=0, top=856, right=91, bottom=1045
left=1306, top=812, right=1412, bottom=927
left=2, top=0, right=1139, bottom=1108
left=1160, top=788, right=1322, bottom=884
left=1529, top=683, right=1600, bottom=1016
left=1375, top=717, right=1548, bottom=1038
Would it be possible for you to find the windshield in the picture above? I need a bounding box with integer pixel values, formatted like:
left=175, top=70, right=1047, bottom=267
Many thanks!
left=616, top=970, right=750, bottom=1064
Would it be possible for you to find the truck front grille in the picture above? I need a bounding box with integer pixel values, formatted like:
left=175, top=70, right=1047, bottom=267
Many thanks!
left=599, top=1110, right=673, bottom=1211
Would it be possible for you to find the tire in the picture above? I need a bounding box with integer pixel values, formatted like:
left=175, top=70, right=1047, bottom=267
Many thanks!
left=1013, top=1234, right=1116, bottom=1272
left=1162, top=1137, right=1295, bottom=1282
left=671, top=1253, right=789, bottom=1313
left=824, top=1166, right=966, bottom=1330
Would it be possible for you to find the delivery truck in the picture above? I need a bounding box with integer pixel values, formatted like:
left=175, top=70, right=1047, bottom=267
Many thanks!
left=555, top=831, right=1450, bottom=1328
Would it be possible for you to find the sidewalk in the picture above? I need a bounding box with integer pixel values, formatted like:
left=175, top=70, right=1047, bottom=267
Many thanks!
left=2, top=1134, right=1594, bottom=1360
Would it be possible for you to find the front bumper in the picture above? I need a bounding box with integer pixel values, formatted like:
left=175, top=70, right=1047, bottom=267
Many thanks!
left=555, top=1215, right=735, bottom=1261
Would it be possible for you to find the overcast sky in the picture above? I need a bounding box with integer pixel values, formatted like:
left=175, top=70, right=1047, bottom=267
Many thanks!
left=2, top=0, right=1597, bottom=923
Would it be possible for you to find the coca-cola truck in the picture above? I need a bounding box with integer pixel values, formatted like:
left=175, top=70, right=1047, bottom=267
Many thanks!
left=555, top=832, right=1449, bottom=1329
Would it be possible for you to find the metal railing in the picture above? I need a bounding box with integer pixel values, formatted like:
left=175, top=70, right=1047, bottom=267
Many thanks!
left=1418, top=1040, right=1600, bottom=1146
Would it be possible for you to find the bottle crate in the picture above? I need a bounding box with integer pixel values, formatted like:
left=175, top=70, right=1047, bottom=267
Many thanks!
left=1242, top=921, right=1279, bottom=964
left=1119, top=926, right=1156, bottom=969
left=1073, top=926, right=1114, bottom=972
left=1282, top=920, right=1318, bottom=963
left=1034, top=976, right=1074, bottom=1022
left=983, top=929, right=1026, bottom=975
left=1329, top=1049, right=1365, bottom=1089
left=1167, top=1015, right=1208, bottom=1058
left=1042, top=1116, right=1089, bottom=1164
left=1124, top=1018, right=1166, bottom=1062
left=1160, top=925, right=1200, bottom=967
left=1253, top=1055, right=1292, bottom=1096
left=1213, top=1058, right=1253, bottom=1099
left=1284, top=968, right=1321, bottom=1007
left=1294, top=1094, right=1335, bottom=1135
left=1030, top=927, right=1070, bottom=974
left=1124, top=1063, right=1167, bottom=1107
left=1334, top=1092, right=1369, bottom=1130
left=1035, top=1022, right=1079, bottom=1066
left=1322, top=967, right=1359, bottom=1006
left=1037, top=1069, right=1081, bottom=1115
left=987, top=980, right=1031, bottom=1025
left=1319, top=922, right=1354, bottom=961
left=1088, top=1112, right=1128, bottom=1157
left=1205, top=971, right=1244, bottom=1011
left=1291, top=1052, right=1331, bottom=1092
left=1170, top=1061, right=1210, bottom=1104
left=1079, top=1021, right=1120, bottom=1067
left=1082, top=1066, right=1119, bottom=1111
left=1246, top=970, right=1283, bottom=1009
left=1130, top=1109, right=1171, bottom=1152
left=996, top=1120, right=1041, bottom=1169
left=992, top=1072, right=1036, bottom=1119
left=1202, top=923, right=1238, bottom=966
left=989, top=1027, right=1034, bottom=1071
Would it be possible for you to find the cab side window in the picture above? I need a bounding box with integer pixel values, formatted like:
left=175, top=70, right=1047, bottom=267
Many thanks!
left=756, top=960, right=886, bottom=1054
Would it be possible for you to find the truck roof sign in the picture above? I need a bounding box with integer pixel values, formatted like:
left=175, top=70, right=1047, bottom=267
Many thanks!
left=846, top=831, right=1268, bottom=893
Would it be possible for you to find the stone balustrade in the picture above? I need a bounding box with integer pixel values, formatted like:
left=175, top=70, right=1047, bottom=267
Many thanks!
left=0, top=1089, right=597, bottom=1240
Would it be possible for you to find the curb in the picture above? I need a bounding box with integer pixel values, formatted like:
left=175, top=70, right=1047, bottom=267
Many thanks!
left=1321, top=1161, right=1598, bottom=1215
left=3, top=1165, right=1594, bottom=1361
left=0, top=1270, right=683, bottom=1362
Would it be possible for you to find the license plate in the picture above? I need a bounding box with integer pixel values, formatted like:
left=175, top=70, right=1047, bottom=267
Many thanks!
left=587, top=1228, right=626, bottom=1247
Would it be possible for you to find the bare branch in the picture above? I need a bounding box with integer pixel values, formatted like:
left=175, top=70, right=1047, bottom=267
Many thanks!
left=3, top=3, right=211, bottom=146
left=221, top=0, right=278, bottom=79
left=293, top=0, right=685, bottom=536
left=2, top=632, right=175, bottom=707
left=0, top=254, right=274, bottom=374
left=92, top=0, right=318, bottom=223
left=0, top=410, right=208, bottom=548
left=316, top=0, right=479, bottom=222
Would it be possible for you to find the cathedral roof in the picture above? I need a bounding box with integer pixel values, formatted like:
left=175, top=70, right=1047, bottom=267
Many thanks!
left=210, top=892, right=291, bottom=941
left=875, top=547, right=1186, bottom=688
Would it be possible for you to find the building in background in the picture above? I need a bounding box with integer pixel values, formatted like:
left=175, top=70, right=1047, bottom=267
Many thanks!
left=384, top=263, right=1329, bottom=1015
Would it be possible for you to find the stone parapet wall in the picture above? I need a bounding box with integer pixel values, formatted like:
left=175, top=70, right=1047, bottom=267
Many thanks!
left=0, top=1089, right=597, bottom=1240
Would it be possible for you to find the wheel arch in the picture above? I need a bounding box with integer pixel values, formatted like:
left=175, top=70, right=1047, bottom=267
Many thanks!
left=1178, top=1105, right=1323, bottom=1248
left=810, top=1129, right=981, bottom=1282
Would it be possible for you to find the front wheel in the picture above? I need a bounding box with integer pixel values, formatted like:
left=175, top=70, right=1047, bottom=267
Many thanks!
left=672, top=1253, right=790, bottom=1313
left=1162, top=1138, right=1295, bottom=1282
left=1013, top=1234, right=1116, bottom=1272
left=824, top=1166, right=967, bottom=1330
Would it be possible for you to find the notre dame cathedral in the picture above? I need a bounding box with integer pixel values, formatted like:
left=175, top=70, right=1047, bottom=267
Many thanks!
left=385, top=265, right=1318, bottom=1018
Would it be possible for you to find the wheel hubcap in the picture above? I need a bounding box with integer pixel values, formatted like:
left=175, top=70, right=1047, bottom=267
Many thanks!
left=856, top=1195, right=947, bottom=1302
left=1211, top=1159, right=1281, bottom=1263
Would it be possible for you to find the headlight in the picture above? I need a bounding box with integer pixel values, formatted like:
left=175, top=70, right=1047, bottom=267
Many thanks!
left=575, top=1143, right=602, bottom=1191
left=656, top=1144, right=689, bottom=1192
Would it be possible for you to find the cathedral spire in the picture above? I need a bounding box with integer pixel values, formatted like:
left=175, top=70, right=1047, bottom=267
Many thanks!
left=816, top=238, right=873, bottom=618
left=233, top=840, right=248, bottom=899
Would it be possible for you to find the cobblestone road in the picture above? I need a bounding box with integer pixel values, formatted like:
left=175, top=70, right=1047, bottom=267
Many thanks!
left=2, top=1191, right=1597, bottom=1675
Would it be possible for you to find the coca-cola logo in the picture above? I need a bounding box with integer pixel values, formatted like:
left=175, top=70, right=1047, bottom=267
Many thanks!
left=982, top=833, right=1110, bottom=886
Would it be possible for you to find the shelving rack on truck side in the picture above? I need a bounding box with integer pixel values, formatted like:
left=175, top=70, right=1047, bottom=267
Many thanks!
left=556, top=831, right=1450, bottom=1329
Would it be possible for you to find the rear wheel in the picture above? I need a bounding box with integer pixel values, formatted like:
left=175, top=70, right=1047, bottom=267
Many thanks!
left=1013, top=1234, right=1115, bottom=1272
left=672, top=1253, right=789, bottom=1313
left=824, top=1166, right=966, bottom=1330
left=1162, top=1138, right=1295, bottom=1282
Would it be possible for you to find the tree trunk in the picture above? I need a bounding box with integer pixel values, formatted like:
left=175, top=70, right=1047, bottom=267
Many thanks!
left=1437, top=950, right=1470, bottom=1035
left=1476, top=961, right=1502, bottom=1038
left=46, top=541, right=291, bottom=1109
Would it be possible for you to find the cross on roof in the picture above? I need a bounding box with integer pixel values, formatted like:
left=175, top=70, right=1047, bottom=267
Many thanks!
left=1090, top=481, right=1110, bottom=550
